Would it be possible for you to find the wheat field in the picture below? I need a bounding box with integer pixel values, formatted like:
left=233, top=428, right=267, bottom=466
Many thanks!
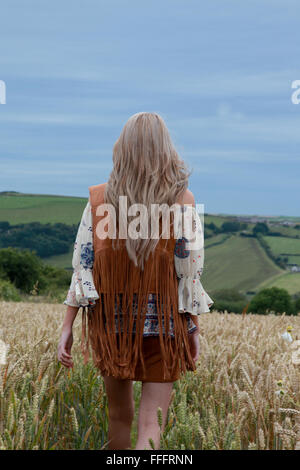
left=0, top=301, right=300, bottom=450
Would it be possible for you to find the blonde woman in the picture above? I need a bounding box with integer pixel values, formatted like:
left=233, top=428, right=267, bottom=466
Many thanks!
left=58, top=112, right=213, bottom=450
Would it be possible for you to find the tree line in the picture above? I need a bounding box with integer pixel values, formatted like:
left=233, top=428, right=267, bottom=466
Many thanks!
left=211, top=287, right=300, bottom=316
left=0, top=221, right=78, bottom=258
left=0, top=247, right=71, bottom=301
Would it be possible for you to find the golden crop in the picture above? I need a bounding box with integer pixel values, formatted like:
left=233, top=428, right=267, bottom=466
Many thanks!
left=0, top=301, right=300, bottom=450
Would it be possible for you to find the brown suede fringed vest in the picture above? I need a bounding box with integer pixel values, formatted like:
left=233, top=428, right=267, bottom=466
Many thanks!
left=81, top=182, right=196, bottom=381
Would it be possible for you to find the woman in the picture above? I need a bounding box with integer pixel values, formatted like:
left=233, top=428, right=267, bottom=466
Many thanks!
left=58, top=112, right=213, bottom=450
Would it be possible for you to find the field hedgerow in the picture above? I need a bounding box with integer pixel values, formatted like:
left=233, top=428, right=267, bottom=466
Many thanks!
left=0, top=301, right=300, bottom=450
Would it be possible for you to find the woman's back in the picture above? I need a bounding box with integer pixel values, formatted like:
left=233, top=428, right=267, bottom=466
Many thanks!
left=59, top=112, right=213, bottom=450
left=85, top=182, right=199, bottom=381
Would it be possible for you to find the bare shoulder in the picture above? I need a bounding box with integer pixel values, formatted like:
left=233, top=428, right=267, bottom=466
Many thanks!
left=177, top=188, right=195, bottom=207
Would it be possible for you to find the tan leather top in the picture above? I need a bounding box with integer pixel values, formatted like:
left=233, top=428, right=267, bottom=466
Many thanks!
left=82, top=182, right=196, bottom=380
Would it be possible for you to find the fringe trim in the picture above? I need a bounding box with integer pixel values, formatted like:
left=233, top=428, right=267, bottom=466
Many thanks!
left=80, top=241, right=197, bottom=381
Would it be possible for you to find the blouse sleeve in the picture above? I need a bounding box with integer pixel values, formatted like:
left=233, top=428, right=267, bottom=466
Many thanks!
left=174, top=205, right=214, bottom=315
left=64, top=200, right=99, bottom=308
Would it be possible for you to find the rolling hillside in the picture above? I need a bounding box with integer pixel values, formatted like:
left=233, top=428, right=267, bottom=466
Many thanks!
left=201, top=235, right=284, bottom=294
left=255, top=272, right=300, bottom=296
left=44, top=248, right=74, bottom=270
left=264, top=236, right=300, bottom=265
left=0, top=192, right=87, bottom=225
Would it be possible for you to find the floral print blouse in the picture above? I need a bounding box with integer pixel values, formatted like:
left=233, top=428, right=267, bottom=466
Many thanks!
left=64, top=201, right=214, bottom=336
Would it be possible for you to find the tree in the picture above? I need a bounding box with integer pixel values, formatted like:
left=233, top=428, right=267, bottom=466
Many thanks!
left=0, top=279, right=21, bottom=301
left=294, top=297, right=300, bottom=313
left=221, top=221, right=245, bottom=233
left=206, top=222, right=221, bottom=234
left=210, top=288, right=248, bottom=313
left=249, top=287, right=294, bottom=315
left=253, top=222, right=269, bottom=236
left=0, top=222, right=76, bottom=257
left=0, top=247, right=45, bottom=293
left=0, top=221, right=10, bottom=232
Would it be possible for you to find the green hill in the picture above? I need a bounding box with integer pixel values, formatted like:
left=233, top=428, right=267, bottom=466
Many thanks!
left=201, top=235, right=284, bottom=294
left=255, top=272, right=300, bottom=296
left=0, top=192, right=87, bottom=225
left=43, top=248, right=74, bottom=270
left=263, top=236, right=300, bottom=265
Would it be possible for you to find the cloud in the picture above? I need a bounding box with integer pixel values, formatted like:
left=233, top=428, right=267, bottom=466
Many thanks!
left=185, top=149, right=298, bottom=164
left=172, top=104, right=300, bottom=145
left=0, top=112, right=126, bottom=127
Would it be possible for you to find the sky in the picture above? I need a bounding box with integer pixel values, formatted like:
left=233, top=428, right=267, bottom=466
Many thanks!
left=0, top=0, right=299, bottom=216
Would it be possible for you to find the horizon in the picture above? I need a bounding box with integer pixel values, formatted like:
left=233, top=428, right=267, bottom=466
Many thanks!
left=1, top=190, right=299, bottom=220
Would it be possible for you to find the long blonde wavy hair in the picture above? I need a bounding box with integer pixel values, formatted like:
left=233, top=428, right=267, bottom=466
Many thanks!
left=104, top=112, right=190, bottom=269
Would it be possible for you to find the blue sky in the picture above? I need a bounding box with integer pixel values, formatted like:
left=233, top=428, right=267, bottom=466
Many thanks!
left=0, top=0, right=299, bottom=216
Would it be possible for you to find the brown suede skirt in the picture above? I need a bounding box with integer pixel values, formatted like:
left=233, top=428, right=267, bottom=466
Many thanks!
left=100, top=335, right=186, bottom=382
left=133, top=336, right=181, bottom=382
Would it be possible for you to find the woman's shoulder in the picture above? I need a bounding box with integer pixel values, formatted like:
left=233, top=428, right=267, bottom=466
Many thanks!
left=89, top=182, right=107, bottom=192
left=176, top=188, right=195, bottom=207
left=88, top=182, right=107, bottom=205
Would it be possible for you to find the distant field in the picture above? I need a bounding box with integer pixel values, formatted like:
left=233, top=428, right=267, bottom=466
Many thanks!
left=256, top=272, right=300, bottom=296
left=0, top=193, right=87, bottom=225
left=264, top=236, right=300, bottom=263
left=44, top=248, right=73, bottom=270
left=270, top=216, right=300, bottom=223
left=268, top=226, right=300, bottom=237
left=205, top=233, right=229, bottom=247
left=201, top=235, right=284, bottom=293
left=204, top=214, right=230, bottom=227
left=287, top=255, right=300, bottom=264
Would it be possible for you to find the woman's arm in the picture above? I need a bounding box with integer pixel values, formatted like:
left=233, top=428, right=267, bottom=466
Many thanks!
left=57, top=306, right=79, bottom=368
left=174, top=189, right=213, bottom=363
left=64, top=200, right=99, bottom=308
left=186, top=313, right=200, bottom=362
left=62, top=305, right=79, bottom=330
left=58, top=199, right=97, bottom=368
left=186, top=312, right=200, bottom=332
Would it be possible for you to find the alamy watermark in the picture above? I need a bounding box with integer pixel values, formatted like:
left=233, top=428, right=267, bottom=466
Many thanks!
left=0, top=80, right=6, bottom=104
left=94, top=198, right=205, bottom=250
left=291, top=80, right=300, bottom=104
